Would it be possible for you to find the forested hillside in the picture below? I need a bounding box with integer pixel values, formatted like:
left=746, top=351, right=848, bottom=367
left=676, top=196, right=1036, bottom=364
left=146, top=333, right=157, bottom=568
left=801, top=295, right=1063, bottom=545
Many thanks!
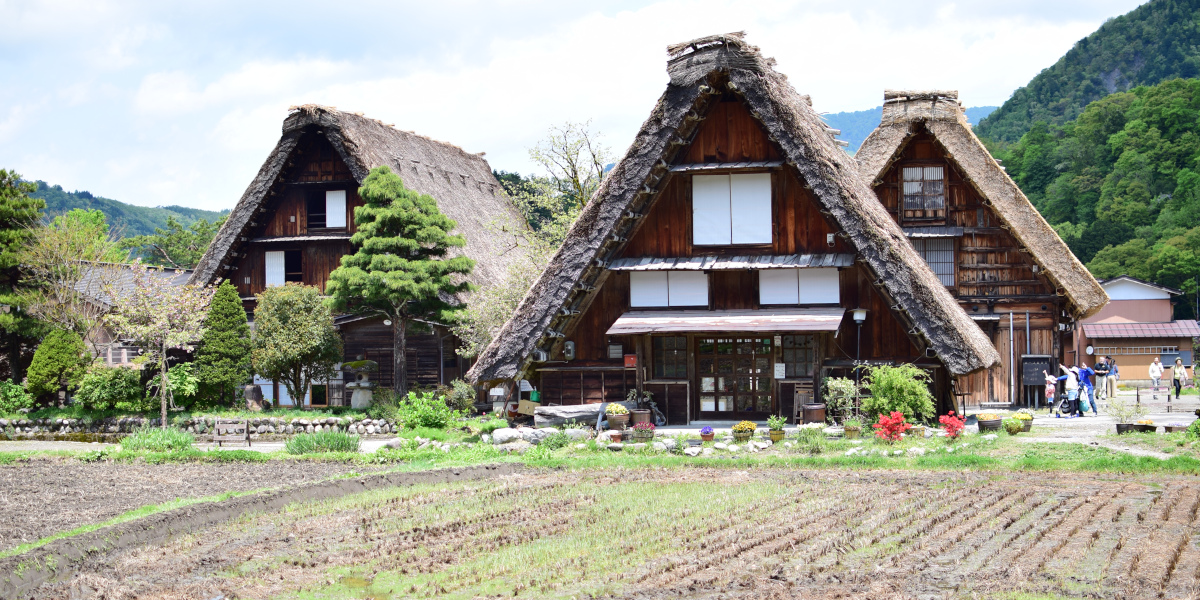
left=29, top=181, right=228, bottom=237
left=977, top=0, right=1200, bottom=143
left=999, top=77, right=1200, bottom=317
left=822, top=105, right=996, bottom=152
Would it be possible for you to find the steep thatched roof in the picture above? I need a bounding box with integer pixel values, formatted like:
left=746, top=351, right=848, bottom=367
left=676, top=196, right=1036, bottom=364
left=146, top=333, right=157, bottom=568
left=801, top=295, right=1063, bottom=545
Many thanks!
left=189, top=105, right=529, bottom=293
left=857, top=90, right=1108, bottom=319
left=467, top=34, right=1000, bottom=385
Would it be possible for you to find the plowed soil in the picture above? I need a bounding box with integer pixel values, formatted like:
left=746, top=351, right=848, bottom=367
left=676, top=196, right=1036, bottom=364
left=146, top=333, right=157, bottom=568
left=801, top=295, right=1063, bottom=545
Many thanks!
left=29, top=468, right=1200, bottom=599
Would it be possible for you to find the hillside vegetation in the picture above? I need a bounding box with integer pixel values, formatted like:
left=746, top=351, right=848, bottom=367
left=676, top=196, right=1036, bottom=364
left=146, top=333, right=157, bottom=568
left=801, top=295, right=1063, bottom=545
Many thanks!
left=999, top=77, right=1200, bottom=317
left=29, top=181, right=227, bottom=237
left=977, top=0, right=1200, bottom=143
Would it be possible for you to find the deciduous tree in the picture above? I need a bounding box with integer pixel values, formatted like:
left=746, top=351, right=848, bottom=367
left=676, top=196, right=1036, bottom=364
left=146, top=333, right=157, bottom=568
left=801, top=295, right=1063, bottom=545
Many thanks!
left=251, top=284, right=342, bottom=406
left=123, top=215, right=225, bottom=269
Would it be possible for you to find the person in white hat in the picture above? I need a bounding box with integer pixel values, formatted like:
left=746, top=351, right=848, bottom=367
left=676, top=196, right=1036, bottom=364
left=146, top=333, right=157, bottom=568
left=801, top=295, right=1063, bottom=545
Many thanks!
left=1149, top=357, right=1164, bottom=399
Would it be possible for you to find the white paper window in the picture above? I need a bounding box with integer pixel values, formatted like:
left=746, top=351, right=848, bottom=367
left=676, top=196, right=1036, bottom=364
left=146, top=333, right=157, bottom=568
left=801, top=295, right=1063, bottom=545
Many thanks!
left=912, top=238, right=955, bottom=286
left=692, top=175, right=732, bottom=245
left=630, top=271, right=709, bottom=307
left=692, top=173, right=771, bottom=245
left=731, top=173, right=772, bottom=244
left=759, top=268, right=840, bottom=305
left=799, top=268, right=841, bottom=304
left=325, top=190, right=347, bottom=228
left=760, top=269, right=800, bottom=305
left=265, top=251, right=286, bottom=287
left=902, top=166, right=945, bottom=211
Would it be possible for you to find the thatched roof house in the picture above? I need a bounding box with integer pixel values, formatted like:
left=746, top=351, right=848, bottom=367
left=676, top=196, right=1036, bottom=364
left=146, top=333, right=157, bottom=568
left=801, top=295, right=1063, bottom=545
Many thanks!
left=856, top=90, right=1107, bottom=320
left=190, top=104, right=528, bottom=294
left=467, top=33, right=999, bottom=387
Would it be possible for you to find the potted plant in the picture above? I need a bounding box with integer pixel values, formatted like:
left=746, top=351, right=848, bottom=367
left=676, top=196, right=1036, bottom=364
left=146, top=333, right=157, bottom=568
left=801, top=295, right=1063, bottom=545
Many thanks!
left=627, top=389, right=653, bottom=426
left=606, top=403, right=630, bottom=431
left=631, top=421, right=655, bottom=442
left=843, top=418, right=863, bottom=439
left=1003, top=417, right=1023, bottom=436
left=699, top=426, right=715, bottom=442
left=1135, top=419, right=1156, bottom=433
left=732, top=420, right=756, bottom=443
left=908, top=424, right=925, bottom=439
left=1109, top=396, right=1147, bottom=434
left=976, top=413, right=1003, bottom=432
left=610, top=430, right=624, bottom=443
left=1165, top=422, right=1189, bottom=433
left=1014, top=409, right=1034, bottom=432
left=767, top=415, right=787, bottom=443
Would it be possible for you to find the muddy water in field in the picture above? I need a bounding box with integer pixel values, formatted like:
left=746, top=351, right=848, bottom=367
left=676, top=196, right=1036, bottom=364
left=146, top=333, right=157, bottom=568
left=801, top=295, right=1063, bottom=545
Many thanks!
left=37, top=469, right=1200, bottom=599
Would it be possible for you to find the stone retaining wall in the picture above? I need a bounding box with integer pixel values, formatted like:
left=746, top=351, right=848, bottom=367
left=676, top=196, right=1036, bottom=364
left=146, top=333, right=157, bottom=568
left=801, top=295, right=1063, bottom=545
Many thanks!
left=0, top=415, right=401, bottom=440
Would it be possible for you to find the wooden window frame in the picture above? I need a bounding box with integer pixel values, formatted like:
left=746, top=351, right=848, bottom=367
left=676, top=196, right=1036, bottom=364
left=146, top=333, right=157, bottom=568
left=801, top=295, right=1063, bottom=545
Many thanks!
left=899, top=161, right=947, bottom=224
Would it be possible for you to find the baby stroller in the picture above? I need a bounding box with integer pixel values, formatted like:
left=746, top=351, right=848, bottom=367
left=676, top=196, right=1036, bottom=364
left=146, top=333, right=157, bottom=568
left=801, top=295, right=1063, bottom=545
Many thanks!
left=1054, top=390, right=1078, bottom=418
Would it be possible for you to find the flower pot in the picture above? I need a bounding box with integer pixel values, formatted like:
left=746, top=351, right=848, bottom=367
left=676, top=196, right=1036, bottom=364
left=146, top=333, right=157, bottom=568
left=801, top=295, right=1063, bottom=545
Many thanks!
left=632, top=430, right=654, bottom=443
left=802, top=403, right=826, bottom=424
left=1021, top=420, right=1032, bottom=433
left=909, top=425, right=925, bottom=439
left=630, top=409, right=652, bottom=426
left=610, top=431, right=624, bottom=442
left=977, top=418, right=1003, bottom=432
left=733, top=432, right=753, bottom=443
left=1135, top=424, right=1157, bottom=433
left=608, top=413, right=629, bottom=431
left=1165, top=425, right=1189, bottom=433
left=769, top=429, right=785, bottom=443
left=700, top=433, right=715, bottom=442
left=844, top=426, right=861, bottom=439
left=1115, top=423, right=1135, bottom=435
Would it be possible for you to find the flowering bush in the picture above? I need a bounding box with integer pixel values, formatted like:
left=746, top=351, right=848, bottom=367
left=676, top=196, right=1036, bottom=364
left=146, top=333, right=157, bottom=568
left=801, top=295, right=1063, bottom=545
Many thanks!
left=938, top=411, right=965, bottom=440
left=873, top=411, right=910, bottom=443
left=633, top=421, right=655, bottom=431
left=1003, top=418, right=1023, bottom=435
left=732, top=420, right=757, bottom=434
left=699, top=426, right=714, bottom=436
left=605, top=403, right=629, bottom=415
left=1013, top=412, right=1033, bottom=421
left=977, top=413, right=1002, bottom=421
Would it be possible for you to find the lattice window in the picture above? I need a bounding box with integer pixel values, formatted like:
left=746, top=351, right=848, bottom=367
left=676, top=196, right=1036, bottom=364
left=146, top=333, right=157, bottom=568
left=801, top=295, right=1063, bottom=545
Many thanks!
left=781, top=335, right=816, bottom=378
left=902, top=165, right=945, bottom=219
left=652, top=336, right=688, bottom=379
left=911, top=238, right=955, bottom=286
left=1094, top=346, right=1179, bottom=356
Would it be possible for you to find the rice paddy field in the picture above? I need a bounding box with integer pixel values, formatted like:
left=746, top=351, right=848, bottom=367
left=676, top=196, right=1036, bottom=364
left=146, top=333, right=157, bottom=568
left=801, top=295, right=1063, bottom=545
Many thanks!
left=29, top=467, right=1200, bottom=600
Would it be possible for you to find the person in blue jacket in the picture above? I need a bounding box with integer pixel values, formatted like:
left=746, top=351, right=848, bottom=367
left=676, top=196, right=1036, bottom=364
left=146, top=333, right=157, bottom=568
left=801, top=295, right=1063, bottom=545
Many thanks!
left=1077, top=364, right=1096, bottom=415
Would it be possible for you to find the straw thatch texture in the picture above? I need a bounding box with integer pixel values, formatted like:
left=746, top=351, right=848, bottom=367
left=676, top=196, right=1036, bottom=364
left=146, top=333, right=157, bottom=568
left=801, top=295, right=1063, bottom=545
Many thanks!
left=466, top=35, right=999, bottom=385
left=189, top=105, right=528, bottom=293
left=856, top=91, right=1108, bottom=319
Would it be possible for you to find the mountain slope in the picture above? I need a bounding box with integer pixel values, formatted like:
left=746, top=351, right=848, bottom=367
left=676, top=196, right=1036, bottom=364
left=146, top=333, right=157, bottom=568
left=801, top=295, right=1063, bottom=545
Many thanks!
left=822, top=106, right=996, bottom=153
left=29, top=181, right=228, bottom=237
left=977, top=0, right=1200, bottom=143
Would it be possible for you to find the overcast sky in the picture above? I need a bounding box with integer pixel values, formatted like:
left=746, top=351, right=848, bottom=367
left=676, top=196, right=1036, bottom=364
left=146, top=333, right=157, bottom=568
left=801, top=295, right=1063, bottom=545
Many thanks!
left=0, top=0, right=1148, bottom=212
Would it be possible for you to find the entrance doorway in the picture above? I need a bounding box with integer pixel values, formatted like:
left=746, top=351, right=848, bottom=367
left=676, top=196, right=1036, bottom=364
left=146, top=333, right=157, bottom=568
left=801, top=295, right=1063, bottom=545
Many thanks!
left=696, top=337, right=773, bottom=420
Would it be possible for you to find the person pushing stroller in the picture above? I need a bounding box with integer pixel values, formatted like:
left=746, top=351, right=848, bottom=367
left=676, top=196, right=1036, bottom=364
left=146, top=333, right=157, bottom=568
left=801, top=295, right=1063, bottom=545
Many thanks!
left=1045, top=365, right=1082, bottom=417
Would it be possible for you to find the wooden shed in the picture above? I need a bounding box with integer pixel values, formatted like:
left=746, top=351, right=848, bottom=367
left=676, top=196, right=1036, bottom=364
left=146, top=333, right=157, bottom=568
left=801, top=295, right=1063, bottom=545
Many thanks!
left=467, top=34, right=999, bottom=423
left=190, top=105, right=529, bottom=406
left=857, top=91, right=1108, bottom=407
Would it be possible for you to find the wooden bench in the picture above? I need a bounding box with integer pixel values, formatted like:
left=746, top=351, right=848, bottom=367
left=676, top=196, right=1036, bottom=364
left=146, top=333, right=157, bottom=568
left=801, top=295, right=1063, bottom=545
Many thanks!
left=213, top=419, right=250, bottom=447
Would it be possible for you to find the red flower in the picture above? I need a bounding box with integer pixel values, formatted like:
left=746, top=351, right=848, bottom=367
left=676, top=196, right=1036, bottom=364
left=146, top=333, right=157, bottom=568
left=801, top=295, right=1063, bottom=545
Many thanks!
left=938, top=411, right=965, bottom=440
left=873, top=411, right=911, bottom=442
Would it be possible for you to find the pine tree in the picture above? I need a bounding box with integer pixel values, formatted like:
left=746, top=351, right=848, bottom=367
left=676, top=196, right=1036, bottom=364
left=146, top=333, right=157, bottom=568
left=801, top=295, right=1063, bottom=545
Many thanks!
left=326, top=166, right=474, bottom=396
left=25, top=328, right=88, bottom=401
left=0, top=170, right=46, bottom=382
left=195, top=280, right=252, bottom=407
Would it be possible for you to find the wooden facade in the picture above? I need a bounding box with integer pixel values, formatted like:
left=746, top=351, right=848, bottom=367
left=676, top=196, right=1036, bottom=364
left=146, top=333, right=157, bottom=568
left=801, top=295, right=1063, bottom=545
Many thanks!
left=528, top=99, right=942, bottom=423
left=871, top=131, right=1062, bottom=407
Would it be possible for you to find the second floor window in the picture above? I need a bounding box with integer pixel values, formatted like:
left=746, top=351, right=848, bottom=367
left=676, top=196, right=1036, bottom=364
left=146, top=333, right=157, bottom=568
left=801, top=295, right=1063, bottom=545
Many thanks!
left=911, top=238, right=955, bottom=286
left=307, top=190, right=347, bottom=229
left=902, top=166, right=945, bottom=215
left=759, top=268, right=840, bottom=305
left=266, top=250, right=303, bottom=287
left=692, top=173, right=772, bottom=245
left=630, top=271, right=709, bottom=307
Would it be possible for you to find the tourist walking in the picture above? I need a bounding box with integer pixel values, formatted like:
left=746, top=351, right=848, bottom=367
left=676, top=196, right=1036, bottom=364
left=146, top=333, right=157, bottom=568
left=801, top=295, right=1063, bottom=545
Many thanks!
left=1150, top=357, right=1164, bottom=399
left=1078, top=363, right=1096, bottom=415
left=1107, top=357, right=1120, bottom=399
left=1172, top=357, right=1189, bottom=401
left=1093, top=357, right=1110, bottom=403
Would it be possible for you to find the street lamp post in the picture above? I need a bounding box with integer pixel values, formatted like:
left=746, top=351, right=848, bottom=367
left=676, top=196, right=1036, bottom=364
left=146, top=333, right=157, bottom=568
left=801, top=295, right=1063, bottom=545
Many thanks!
left=852, top=308, right=868, bottom=385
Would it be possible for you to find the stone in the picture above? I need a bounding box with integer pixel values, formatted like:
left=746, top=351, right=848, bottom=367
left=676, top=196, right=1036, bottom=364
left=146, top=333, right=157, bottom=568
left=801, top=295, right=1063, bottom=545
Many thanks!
left=907, top=447, right=926, bottom=456
left=607, top=443, right=624, bottom=452
left=783, top=442, right=793, bottom=448
left=480, top=434, right=491, bottom=444
left=498, top=440, right=533, bottom=454
left=563, top=428, right=592, bottom=441
left=701, top=448, right=714, bottom=456
left=574, top=443, right=588, bottom=450
left=256, top=425, right=267, bottom=434
left=754, top=441, right=771, bottom=450
left=491, top=428, right=522, bottom=445
left=981, top=434, right=998, bottom=441
left=652, top=442, right=667, bottom=452
left=684, top=447, right=702, bottom=457
left=661, top=438, right=678, bottom=451
left=714, top=442, right=728, bottom=450
left=595, top=430, right=617, bottom=443
left=629, top=443, right=647, bottom=450
left=366, top=425, right=376, bottom=435
left=845, top=448, right=859, bottom=456
left=727, top=444, right=740, bottom=452
left=893, top=450, right=903, bottom=456
left=384, top=438, right=404, bottom=449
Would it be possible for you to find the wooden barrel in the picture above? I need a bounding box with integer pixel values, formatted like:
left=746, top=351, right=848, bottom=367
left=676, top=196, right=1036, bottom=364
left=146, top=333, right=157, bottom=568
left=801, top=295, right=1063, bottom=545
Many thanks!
left=802, top=403, right=826, bottom=424
left=630, top=409, right=651, bottom=426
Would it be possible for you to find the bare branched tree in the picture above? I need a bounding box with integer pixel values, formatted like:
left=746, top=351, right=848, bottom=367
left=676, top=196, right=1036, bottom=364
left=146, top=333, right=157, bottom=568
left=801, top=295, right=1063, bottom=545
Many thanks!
left=529, top=121, right=612, bottom=207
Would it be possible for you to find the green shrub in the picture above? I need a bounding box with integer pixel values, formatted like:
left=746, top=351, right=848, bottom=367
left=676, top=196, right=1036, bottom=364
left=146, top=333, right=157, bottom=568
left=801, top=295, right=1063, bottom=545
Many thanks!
left=121, top=427, right=195, bottom=452
left=540, top=430, right=571, bottom=450
left=860, top=364, right=935, bottom=422
left=75, top=365, right=150, bottom=411
left=446, top=379, right=476, bottom=413
left=1186, top=420, right=1200, bottom=439
left=478, top=417, right=508, bottom=435
left=26, top=329, right=88, bottom=399
left=365, top=388, right=400, bottom=422
left=148, top=362, right=200, bottom=408
left=822, top=376, right=860, bottom=422
left=285, top=431, right=361, bottom=454
left=396, top=391, right=460, bottom=429
left=0, top=380, right=33, bottom=414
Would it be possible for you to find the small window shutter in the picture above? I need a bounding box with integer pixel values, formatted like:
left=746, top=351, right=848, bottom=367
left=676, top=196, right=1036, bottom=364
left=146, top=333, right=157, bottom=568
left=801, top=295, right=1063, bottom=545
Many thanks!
left=730, top=173, right=772, bottom=244
left=692, top=175, right=732, bottom=245
left=759, top=269, right=800, bottom=305
left=630, top=272, right=669, bottom=307
left=667, top=272, right=709, bottom=307
left=265, top=251, right=286, bottom=287
left=325, top=190, right=347, bottom=228
left=798, top=268, right=840, bottom=304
